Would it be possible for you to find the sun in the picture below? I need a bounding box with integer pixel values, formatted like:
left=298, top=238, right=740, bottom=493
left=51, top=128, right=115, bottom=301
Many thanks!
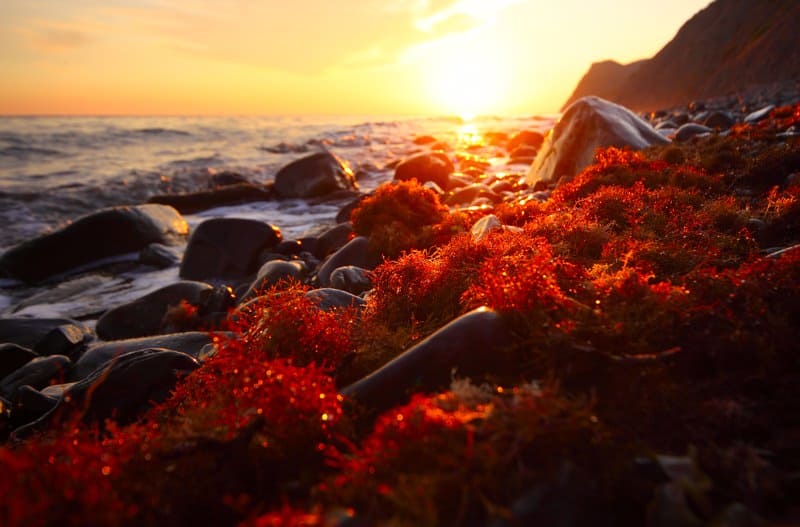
left=422, top=33, right=511, bottom=120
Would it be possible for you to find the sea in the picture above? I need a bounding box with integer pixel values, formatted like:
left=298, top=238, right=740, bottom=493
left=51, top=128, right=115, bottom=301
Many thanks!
left=0, top=114, right=555, bottom=322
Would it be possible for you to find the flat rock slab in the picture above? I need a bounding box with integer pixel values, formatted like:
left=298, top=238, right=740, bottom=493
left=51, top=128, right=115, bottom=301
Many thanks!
left=0, top=204, right=188, bottom=283
left=526, top=96, right=668, bottom=187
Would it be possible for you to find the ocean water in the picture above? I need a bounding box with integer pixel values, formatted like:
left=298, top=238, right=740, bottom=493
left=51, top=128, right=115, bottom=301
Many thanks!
left=0, top=114, right=555, bottom=321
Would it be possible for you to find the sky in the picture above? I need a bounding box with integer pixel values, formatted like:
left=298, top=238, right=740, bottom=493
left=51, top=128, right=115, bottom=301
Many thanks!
left=0, top=0, right=712, bottom=117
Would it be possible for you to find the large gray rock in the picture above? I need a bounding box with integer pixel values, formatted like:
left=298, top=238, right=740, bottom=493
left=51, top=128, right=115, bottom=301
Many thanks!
left=0, top=204, right=188, bottom=283
left=179, top=218, right=282, bottom=281
left=525, top=96, right=669, bottom=186
left=274, top=152, right=358, bottom=199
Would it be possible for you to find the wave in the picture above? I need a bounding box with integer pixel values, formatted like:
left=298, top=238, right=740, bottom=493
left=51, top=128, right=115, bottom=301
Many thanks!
left=133, top=127, right=192, bottom=136
left=0, top=145, right=65, bottom=159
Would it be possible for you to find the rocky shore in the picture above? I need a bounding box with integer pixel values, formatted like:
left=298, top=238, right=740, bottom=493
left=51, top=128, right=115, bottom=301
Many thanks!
left=1, top=94, right=799, bottom=526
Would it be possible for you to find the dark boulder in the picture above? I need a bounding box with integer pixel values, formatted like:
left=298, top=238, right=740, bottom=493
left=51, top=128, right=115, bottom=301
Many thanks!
left=702, top=111, right=735, bottom=130
left=139, top=243, right=180, bottom=268
left=316, top=223, right=354, bottom=258
left=316, top=236, right=375, bottom=287
left=274, top=152, right=358, bottom=199
left=96, top=281, right=234, bottom=340
left=0, top=355, right=71, bottom=399
left=180, top=218, right=282, bottom=281
left=394, top=152, right=454, bottom=189
left=240, top=260, right=307, bottom=302
left=32, top=322, right=94, bottom=360
left=336, top=194, right=369, bottom=224
left=74, top=332, right=221, bottom=379
left=341, top=307, right=512, bottom=412
left=148, top=182, right=275, bottom=214
left=329, top=266, right=372, bottom=296
left=0, top=204, right=188, bottom=283
left=507, top=130, right=544, bottom=152
left=526, top=96, right=668, bottom=186
left=0, top=343, right=38, bottom=380
left=0, top=318, right=94, bottom=353
left=305, top=288, right=366, bottom=312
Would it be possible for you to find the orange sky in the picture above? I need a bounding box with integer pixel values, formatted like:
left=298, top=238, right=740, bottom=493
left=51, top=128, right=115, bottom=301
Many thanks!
left=0, top=0, right=711, bottom=117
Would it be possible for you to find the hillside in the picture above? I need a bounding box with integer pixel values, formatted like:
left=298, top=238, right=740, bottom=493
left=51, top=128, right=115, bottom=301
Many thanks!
left=564, top=0, right=800, bottom=111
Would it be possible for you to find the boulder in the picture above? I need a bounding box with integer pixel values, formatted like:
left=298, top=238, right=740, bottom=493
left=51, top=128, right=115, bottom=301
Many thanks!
left=0, top=318, right=94, bottom=352
left=240, top=260, right=307, bottom=302
left=316, top=223, right=354, bottom=258
left=471, top=214, right=503, bottom=242
left=316, top=237, right=374, bottom=287
left=32, top=322, right=94, bottom=360
left=73, top=332, right=221, bottom=379
left=329, top=266, right=372, bottom=296
left=525, top=96, right=669, bottom=186
left=180, top=218, right=282, bottom=281
left=147, top=183, right=275, bottom=214
left=96, top=281, right=234, bottom=340
left=305, top=288, right=366, bottom=312
left=0, top=343, right=38, bottom=380
left=702, top=111, right=735, bottom=130
left=394, top=153, right=454, bottom=189
left=139, top=243, right=180, bottom=268
left=0, top=355, right=71, bottom=399
left=507, top=130, right=544, bottom=152
left=274, top=152, right=358, bottom=199
left=0, top=204, right=188, bottom=283
left=341, top=307, right=512, bottom=412
left=673, top=123, right=713, bottom=142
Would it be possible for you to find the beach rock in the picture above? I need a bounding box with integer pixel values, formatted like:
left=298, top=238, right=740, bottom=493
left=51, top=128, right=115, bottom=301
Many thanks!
left=509, top=145, right=539, bottom=163
left=507, top=130, right=544, bottom=152
left=0, top=318, right=94, bottom=352
left=139, top=243, right=180, bottom=268
left=471, top=214, right=503, bottom=241
left=413, top=135, right=437, bottom=145
left=210, top=170, right=249, bottom=187
left=316, top=222, right=354, bottom=258
left=744, top=105, right=776, bottom=124
left=0, top=205, right=188, bottom=283
left=329, top=266, right=372, bottom=296
left=341, top=307, right=512, bottom=412
left=74, top=332, right=220, bottom=379
left=240, top=260, right=307, bottom=302
left=703, top=111, right=735, bottom=129
left=305, top=288, right=366, bottom=312
left=8, top=385, right=60, bottom=431
left=336, top=194, right=369, bottom=224
left=147, top=182, right=275, bottom=214
left=0, top=355, right=71, bottom=398
left=525, top=96, right=668, bottom=186
left=0, top=343, right=38, bottom=380
left=394, top=152, right=454, bottom=189
left=96, top=281, right=233, bottom=340
left=273, top=240, right=304, bottom=257
left=673, top=123, right=713, bottom=142
left=180, top=218, right=282, bottom=281
left=446, top=184, right=498, bottom=206
left=316, top=236, right=374, bottom=287
left=274, top=152, right=358, bottom=199
left=32, top=322, right=94, bottom=360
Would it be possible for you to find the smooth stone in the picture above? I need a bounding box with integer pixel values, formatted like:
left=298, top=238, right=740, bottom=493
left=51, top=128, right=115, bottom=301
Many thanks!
left=8, top=385, right=60, bottom=431
left=422, top=181, right=446, bottom=196
left=74, top=332, right=220, bottom=379
left=0, top=355, right=71, bottom=398
left=336, top=194, right=369, bottom=224
left=0, top=204, right=188, bottom=283
left=471, top=214, right=503, bottom=241
left=147, top=182, right=275, bottom=214
left=32, top=322, right=94, bottom=360
left=305, top=288, right=366, bottom=312
left=274, top=152, right=358, bottom=199
left=0, top=343, right=38, bottom=380
left=316, top=236, right=374, bottom=287
left=341, top=307, right=512, bottom=412
left=240, top=260, right=307, bottom=302
left=703, top=111, right=735, bottom=130
left=526, top=96, right=668, bottom=186
left=179, top=218, right=283, bottom=281
left=329, top=266, right=372, bottom=296
left=413, top=135, right=437, bottom=145
left=316, top=222, right=354, bottom=258
left=766, top=244, right=800, bottom=259
left=507, top=130, right=544, bottom=152
left=0, top=318, right=93, bottom=351
left=655, top=120, right=678, bottom=130
left=139, top=242, right=180, bottom=268
left=509, top=145, right=539, bottom=162
left=744, top=105, right=775, bottom=124
left=673, top=123, right=713, bottom=142
left=96, top=281, right=234, bottom=340
left=273, top=240, right=303, bottom=257
left=394, top=152, right=454, bottom=189
left=446, top=184, right=498, bottom=206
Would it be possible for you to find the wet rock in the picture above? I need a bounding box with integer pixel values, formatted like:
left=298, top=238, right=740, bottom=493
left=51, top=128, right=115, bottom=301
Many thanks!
left=316, top=236, right=375, bottom=287
left=341, top=307, right=512, bottom=412
left=305, top=288, right=366, bottom=312
left=446, top=184, right=498, bottom=206
left=673, top=123, right=713, bottom=142
left=703, top=111, right=735, bottom=130
left=394, top=152, right=454, bottom=189
left=180, top=218, right=282, bottom=281
left=744, top=104, right=775, bottom=124
left=336, top=194, right=369, bottom=224
left=147, top=182, right=275, bottom=214
left=139, top=243, right=180, bottom=268
left=329, top=266, right=372, bottom=296
left=509, top=145, right=539, bottom=163
left=0, top=318, right=93, bottom=352
left=8, top=385, right=60, bottom=431
left=274, top=152, right=358, bottom=199
left=96, top=281, right=234, bottom=340
left=413, top=135, right=437, bottom=145
left=273, top=240, right=303, bottom=257
left=316, top=223, right=354, bottom=258
left=240, top=260, right=307, bottom=302
left=471, top=214, right=503, bottom=241
left=526, top=96, right=668, bottom=186
left=74, top=332, right=220, bottom=379
left=32, top=322, right=94, bottom=360
left=0, top=343, right=38, bottom=380
left=0, top=355, right=71, bottom=398
left=507, top=130, right=544, bottom=152
left=0, top=204, right=188, bottom=283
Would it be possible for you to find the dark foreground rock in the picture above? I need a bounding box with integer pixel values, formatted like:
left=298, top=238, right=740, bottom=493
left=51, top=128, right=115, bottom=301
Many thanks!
left=526, top=96, right=668, bottom=186
left=305, top=288, right=366, bottom=312
left=316, top=236, right=375, bottom=287
left=0, top=344, right=38, bottom=380
left=394, top=152, right=454, bottom=189
left=0, top=204, right=188, bottom=283
left=274, top=152, right=358, bottom=199
left=180, top=218, right=282, bottom=281
left=0, top=355, right=71, bottom=399
left=0, top=318, right=94, bottom=351
left=148, top=182, right=275, bottom=214
left=341, top=307, right=512, bottom=412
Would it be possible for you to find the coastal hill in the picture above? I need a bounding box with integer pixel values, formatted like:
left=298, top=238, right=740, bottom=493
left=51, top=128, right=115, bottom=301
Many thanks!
left=563, top=0, right=800, bottom=111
